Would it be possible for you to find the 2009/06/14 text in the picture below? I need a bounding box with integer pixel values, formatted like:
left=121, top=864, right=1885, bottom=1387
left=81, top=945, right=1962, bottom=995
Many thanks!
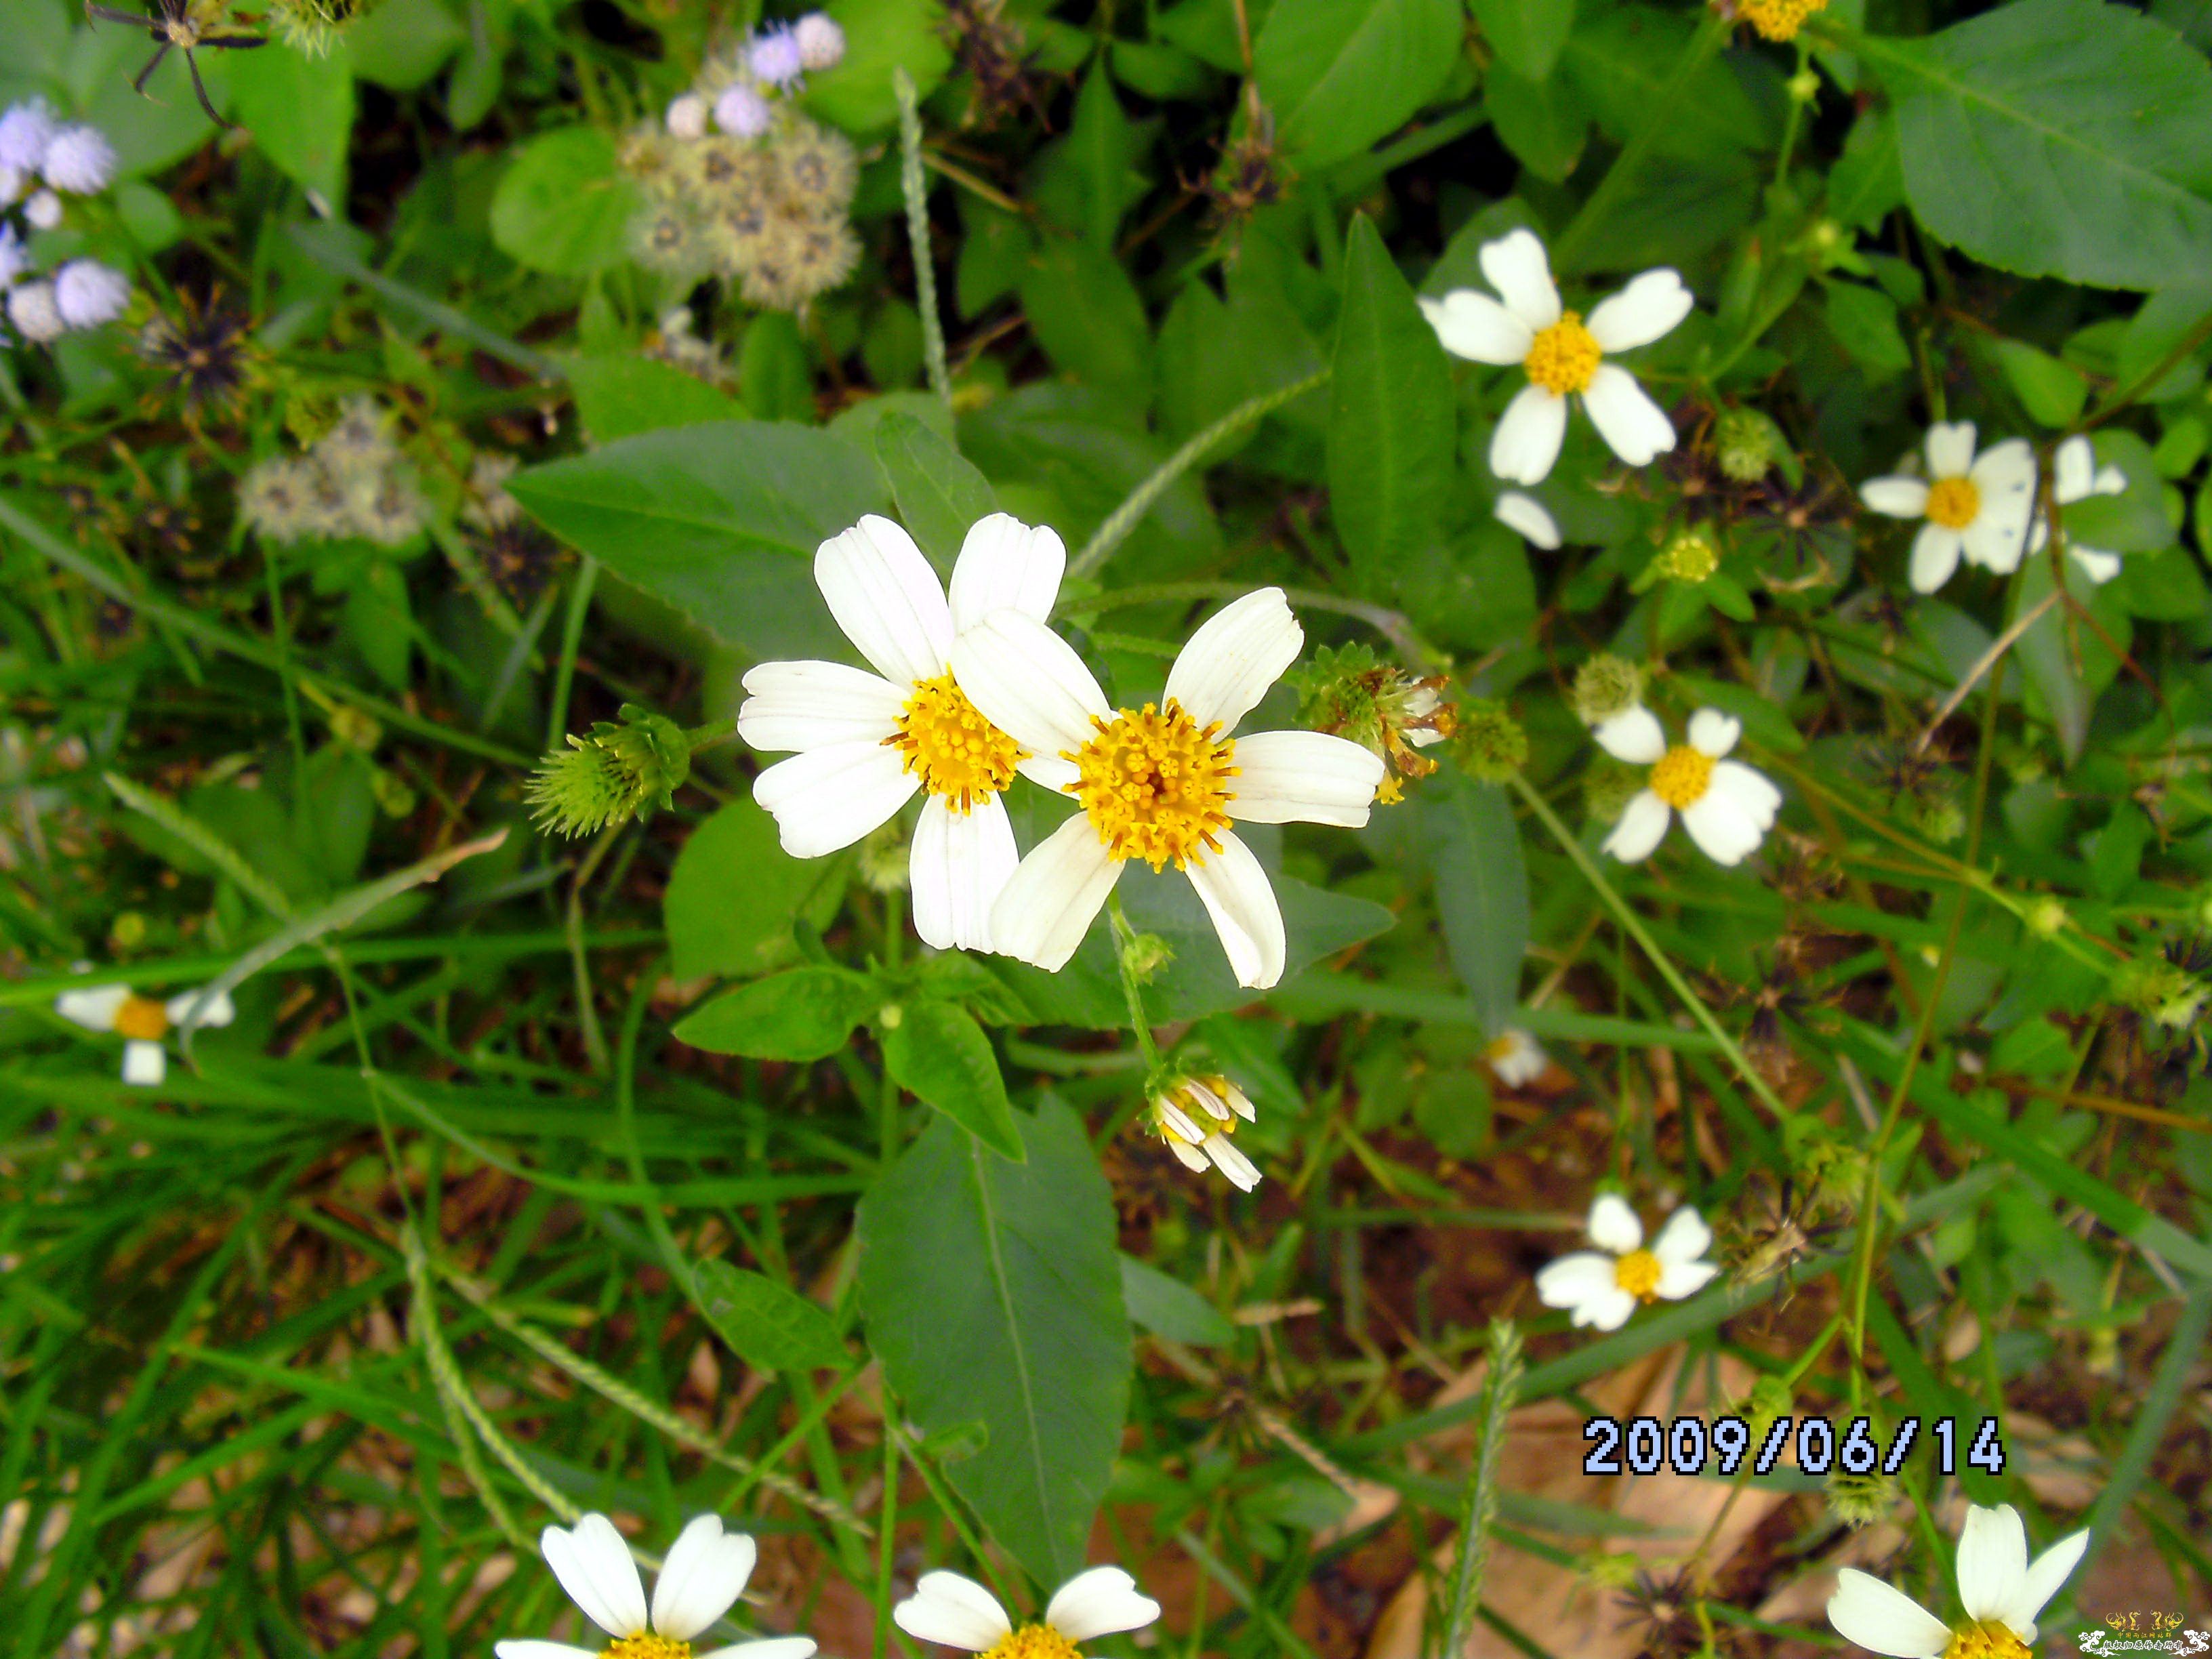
left=1582, top=1414, right=2006, bottom=1478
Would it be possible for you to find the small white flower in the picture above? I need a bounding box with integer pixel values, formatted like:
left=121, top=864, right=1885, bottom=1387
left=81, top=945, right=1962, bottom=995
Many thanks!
left=1828, top=1502, right=2089, bottom=1659
left=2028, top=434, right=2128, bottom=584
left=22, top=187, right=61, bottom=230
left=7, top=281, right=64, bottom=344
left=896, top=1565, right=1161, bottom=1658
left=951, top=588, right=1386, bottom=989
left=0, top=225, right=26, bottom=289
left=55, top=981, right=236, bottom=1088
left=1494, top=489, right=1561, bottom=550
left=1596, top=706, right=1780, bottom=867
left=53, top=259, right=129, bottom=329
left=1151, top=1075, right=1262, bottom=1191
left=739, top=513, right=1069, bottom=954
left=0, top=100, right=56, bottom=173
left=1861, top=421, right=2036, bottom=593
left=747, top=26, right=806, bottom=89
left=715, top=84, right=774, bottom=138
left=1420, top=228, right=1692, bottom=485
left=1485, top=1027, right=1547, bottom=1088
left=666, top=92, right=710, bottom=140
left=794, top=12, right=845, bottom=70
left=1535, top=1195, right=1717, bottom=1331
left=497, top=1512, right=815, bottom=1659
left=40, top=123, right=117, bottom=194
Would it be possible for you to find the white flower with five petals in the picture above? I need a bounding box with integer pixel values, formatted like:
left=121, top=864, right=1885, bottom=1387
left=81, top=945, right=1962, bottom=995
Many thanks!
left=738, top=514, right=1068, bottom=954
left=895, top=1564, right=1161, bottom=1659
left=2028, top=434, right=2129, bottom=584
left=1860, top=422, right=2036, bottom=593
left=1535, top=1195, right=1717, bottom=1331
left=1485, top=1027, right=1547, bottom=1088
left=1828, top=1502, right=2088, bottom=1659
left=1420, top=228, right=1692, bottom=485
left=56, top=981, right=234, bottom=1086
left=1596, top=707, right=1780, bottom=867
left=949, top=588, right=1386, bottom=989
left=496, top=1512, right=815, bottom=1659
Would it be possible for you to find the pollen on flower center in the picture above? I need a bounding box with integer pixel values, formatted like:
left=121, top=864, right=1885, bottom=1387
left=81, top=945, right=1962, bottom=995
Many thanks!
left=1068, top=699, right=1237, bottom=869
left=1614, top=1248, right=1663, bottom=1299
left=1736, top=0, right=1828, bottom=41
left=981, top=1625, right=1083, bottom=1659
left=602, top=1637, right=693, bottom=1659
left=1925, top=475, right=1981, bottom=529
left=112, top=994, right=171, bottom=1042
left=885, top=672, right=1026, bottom=813
left=1942, top=1622, right=2030, bottom=1659
left=1649, top=745, right=1716, bottom=809
left=1523, top=311, right=1602, bottom=396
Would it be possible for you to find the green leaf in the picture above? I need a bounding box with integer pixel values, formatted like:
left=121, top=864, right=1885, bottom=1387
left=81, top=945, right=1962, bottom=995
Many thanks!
left=1254, top=0, right=1465, bottom=169
left=1328, top=216, right=1456, bottom=590
left=1419, top=777, right=1528, bottom=1037
left=801, top=0, right=954, bottom=133
left=229, top=41, right=356, bottom=205
left=1120, top=1254, right=1237, bottom=1346
left=740, top=312, right=819, bottom=424
left=73, top=28, right=228, bottom=177
left=663, top=799, right=850, bottom=981
left=506, top=421, right=889, bottom=661
left=673, top=966, right=878, bottom=1061
left=857, top=1099, right=1130, bottom=1583
left=346, top=0, right=465, bottom=90
left=1486, top=64, right=1589, bottom=184
left=692, top=1259, right=849, bottom=1371
left=1989, top=337, right=2089, bottom=428
left=1472, top=0, right=1576, bottom=80
left=490, top=126, right=640, bottom=276
left=1861, top=0, right=2212, bottom=290
left=1030, top=62, right=1151, bottom=249
left=882, top=1002, right=1025, bottom=1160
left=874, top=413, right=999, bottom=574
left=1017, top=239, right=1154, bottom=419
left=564, top=354, right=745, bottom=444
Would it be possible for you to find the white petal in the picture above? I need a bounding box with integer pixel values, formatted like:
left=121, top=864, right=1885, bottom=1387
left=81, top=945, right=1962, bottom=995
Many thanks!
left=1479, top=228, right=1562, bottom=330
left=1961, top=504, right=2030, bottom=573
left=1925, top=420, right=1977, bottom=478
left=167, top=987, right=234, bottom=1029
left=1861, top=476, right=1930, bottom=518
left=1490, top=384, right=1568, bottom=485
left=1046, top=1569, right=1163, bottom=1642
left=909, top=794, right=1017, bottom=954
left=1909, top=524, right=1963, bottom=593
left=1602, top=791, right=1671, bottom=862
left=1685, top=708, right=1740, bottom=758
left=1183, top=830, right=1287, bottom=991
left=1957, top=1504, right=2030, bottom=1625
left=1227, top=730, right=1383, bottom=827
left=1580, top=363, right=1677, bottom=467
left=1585, top=268, right=1692, bottom=352
left=1488, top=1029, right=1547, bottom=1086
left=894, top=1572, right=1013, bottom=1652
left=56, top=984, right=131, bottom=1031
left=698, top=1640, right=819, bottom=1659
left=495, top=1643, right=600, bottom=1659
left=1655, top=1258, right=1719, bottom=1300
left=752, top=741, right=920, bottom=858
left=737, top=660, right=907, bottom=754
left=1587, top=1193, right=1643, bottom=1253
left=2068, top=545, right=2122, bottom=583
left=1711, top=760, right=1781, bottom=827
left=949, top=611, right=1111, bottom=761
left=1681, top=793, right=1766, bottom=865
left=948, top=514, right=1065, bottom=634
left=1593, top=705, right=1666, bottom=764
left=1827, top=1572, right=1952, bottom=1659
left=815, top=515, right=954, bottom=686
left=1418, top=289, right=1533, bottom=365
left=1167, top=1136, right=1209, bottom=1171
left=989, top=813, right=1121, bottom=972
left=1158, top=1099, right=1208, bottom=1140
left=121, top=1040, right=167, bottom=1087
left=1494, top=489, right=1561, bottom=548
left=541, top=1516, right=648, bottom=1640
left=1163, top=588, right=1303, bottom=732
left=1533, top=1252, right=1616, bottom=1313
left=1651, top=1206, right=1713, bottom=1266
left=1203, top=1136, right=1263, bottom=1191
left=651, top=1516, right=756, bottom=1640
left=2051, top=435, right=2097, bottom=506
left=1016, top=752, right=1081, bottom=794
left=1580, top=1286, right=1641, bottom=1330
left=2009, top=1529, right=2089, bottom=1634
left=1969, top=436, right=2036, bottom=493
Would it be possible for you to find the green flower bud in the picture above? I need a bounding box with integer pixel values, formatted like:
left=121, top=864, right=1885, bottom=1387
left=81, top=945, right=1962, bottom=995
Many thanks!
left=2115, top=957, right=2209, bottom=1033
left=110, top=912, right=147, bottom=950
left=1657, top=529, right=1721, bottom=584
left=1909, top=793, right=1966, bottom=845
left=1826, top=1469, right=1897, bottom=1530
left=1571, top=653, right=1645, bottom=726
left=1741, top=1375, right=1793, bottom=1442
left=371, top=768, right=417, bottom=819
left=1583, top=757, right=1644, bottom=825
left=1715, top=407, right=1784, bottom=483
left=2025, top=895, right=2069, bottom=939
left=1452, top=699, right=1527, bottom=782
left=527, top=704, right=691, bottom=838
left=1121, top=929, right=1174, bottom=985
left=329, top=705, right=383, bottom=752
left=1582, top=1550, right=1641, bottom=1593
left=859, top=820, right=909, bottom=894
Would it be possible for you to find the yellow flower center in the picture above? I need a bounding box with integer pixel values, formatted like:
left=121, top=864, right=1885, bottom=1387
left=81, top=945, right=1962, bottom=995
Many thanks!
left=1068, top=700, right=1237, bottom=869
left=885, top=672, right=1026, bottom=813
left=982, top=1626, right=1083, bottom=1659
left=1925, top=475, right=1981, bottom=529
left=602, top=1639, right=692, bottom=1659
left=1614, top=1249, right=1663, bottom=1300
left=1523, top=311, right=1602, bottom=396
left=1735, top=0, right=1827, bottom=41
left=1943, top=1622, right=2030, bottom=1659
left=1648, top=745, right=1715, bottom=810
left=112, top=994, right=171, bottom=1042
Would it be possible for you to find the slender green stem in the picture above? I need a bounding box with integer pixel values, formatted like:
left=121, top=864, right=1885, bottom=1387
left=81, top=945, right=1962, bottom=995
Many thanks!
left=1107, top=894, right=1164, bottom=1075
left=548, top=555, right=599, bottom=755
left=895, top=68, right=951, bottom=408
left=871, top=1418, right=903, bottom=1659
left=1439, top=1321, right=1523, bottom=1658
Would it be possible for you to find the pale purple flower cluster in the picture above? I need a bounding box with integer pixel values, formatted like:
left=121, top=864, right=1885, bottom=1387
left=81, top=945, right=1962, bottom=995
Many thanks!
left=665, top=11, right=846, bottom=141
left=0, top=98, right=130, bottom=347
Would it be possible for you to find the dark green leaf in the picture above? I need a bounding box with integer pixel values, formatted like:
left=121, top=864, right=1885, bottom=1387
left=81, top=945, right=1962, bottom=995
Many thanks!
left=881, top=1001, right=1025, bottom=1162
left=693, top=1259, right=850, bottom=1371
left=1472, top=0, right=1575, bottom=80
left=1420, top=777, right=1528, bottom=1036
left=800, top=0, right=954, bottom=133
left=1120, top=1254, right=1237, bottom=1346
left=1254, top=0, right=1465, bottom=169
left=673, top=966, right=878, bottom=1061
left=1017, top=240, right=1153, bottom=419
left=229, top=41, right=355, bottom=205
left=489, top=126, right=638, bottom=276
left=874, top=413, right=1000, bottom=574
left=663, top=799, right=850, bottom=981
left=565, top=355, right=745, bottom=443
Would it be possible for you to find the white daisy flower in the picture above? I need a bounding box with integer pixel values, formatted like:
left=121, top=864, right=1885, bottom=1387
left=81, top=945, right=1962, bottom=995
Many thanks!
left=0, top=101, right=56, bottom=174
left=1494, top=489, right=1561, bottom=550
left=39, top=124, right=116, bottom=194
left=895, top=1565, right=1161, bottom=1659
left=1484, top=1027, right=1547, bottom=1088
left=794, top=13, right=845, bottom=71
left=714, top=85, right=773, bottom=139
left=53, top=259, right=129, bottom=329
left=1828, top=1503, right=2089, bottom=1659
left=1596, top=706, right=1780, bottom=867
left=23, top=188, right=62, bottom=230
left=55, top=982, right=236, bottom=1087
left=1420, top=228, right=1692, bottom=485
left=1535, top=1195, right=1717, bottom=1331
left=6, top=281, right=61, bottom=344
left=950, top=588, right=1387, bottom=989
left=2028, top=434, right=2128, bottom=584
left=1151, top=1074, right=1261, bottom=1191
left=747, top=26, right=806, bottom=89
left=497, top=1512, right=815, bottom=1659
left=738, top=513, right=1067, bottom=954
left=666, top=92, right=710, bottom=140
left=1860, top=421, right=2036, bottom=593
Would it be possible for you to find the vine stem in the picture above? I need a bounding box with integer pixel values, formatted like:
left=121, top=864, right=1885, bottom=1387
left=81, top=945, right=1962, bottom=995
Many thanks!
left=1107, top=893, right=1164, bottom=1076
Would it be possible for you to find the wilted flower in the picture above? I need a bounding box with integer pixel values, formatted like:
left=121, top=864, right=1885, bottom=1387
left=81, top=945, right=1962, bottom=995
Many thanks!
left=1151, top=1073, right=1261, bottom=1191
left=138, top=291, right=258, bottom=419
left=1291, top=642, right=1454, bottom=804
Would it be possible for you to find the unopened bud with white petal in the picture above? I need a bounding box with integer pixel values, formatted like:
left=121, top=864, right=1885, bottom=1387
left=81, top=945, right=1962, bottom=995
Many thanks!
left=1150, top=1074, right=1261, bottom=1192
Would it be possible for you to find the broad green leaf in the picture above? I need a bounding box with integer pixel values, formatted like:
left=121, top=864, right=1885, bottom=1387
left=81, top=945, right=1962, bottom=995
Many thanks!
left=800, top=0, right=954, bottom=133
left=693, top=1259, right=849, bottom=1371
left=663, top=799, right=850, bottom=981
left=1018, top=239, right=1154, bottom=419
left=1328, top=216, right=1456, bottom=591
left=857, top=1100, right=1130, bottom=1584
left=881, top=1002, right=1025, bottom=1161
left=490, top=126, right=639, bottom=276
left=1486, top=64, right=1588, bottom=183
left=1254, top=0, right=1465, bottom=169
left=1860, top=0, right=2212, bottom=291
left=1989, top=337, right=2089, bottom=428
left=1472, top=0, right=1575, bottom=80
left=564, top=354, right=745, bottom=444
left=1563, top=6, right=1774, bottom=166
left=673, top=966, right=878, bottom=1061
left=506, top=421, right=888, bottom=662
left=741, top=313, right=818, bottom=424
left=229, top=42, right=355, bottom=205
left=1030, top=62, right=1151, bottom=248
left=72, top=26, right=228, bottom=176
left=346, top=0, right=465, bottom=90
left=874, top=413, right=999, bottom=573
left=1120, top=1254, right=1237, bottom=1346
left=1419, top=777, right=1528, bottom=1037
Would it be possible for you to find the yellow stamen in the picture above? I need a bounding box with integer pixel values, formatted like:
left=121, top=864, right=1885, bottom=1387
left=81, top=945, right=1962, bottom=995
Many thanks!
left=112, top=994, right=171, bottom=1043
left=982, top=1626, right=1082, bottom=1659
left=1523, top=311, right=1602, bottom=396
left=602, top=1638, right=692, bottom=1659
left=1734, top=0, right=1827, bottom=41
left=1925, top=476, right=1981, bottom=529
left=1648, top=745, right=1715, bottom=810
left=1614, top=1249, right=1663, bottom=1300
left=884, top=672, right=1025, bottom=813
left=1068, top=700, right=1237, bottom=869
left=1942, top=1622, right=2030, bottom=1659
